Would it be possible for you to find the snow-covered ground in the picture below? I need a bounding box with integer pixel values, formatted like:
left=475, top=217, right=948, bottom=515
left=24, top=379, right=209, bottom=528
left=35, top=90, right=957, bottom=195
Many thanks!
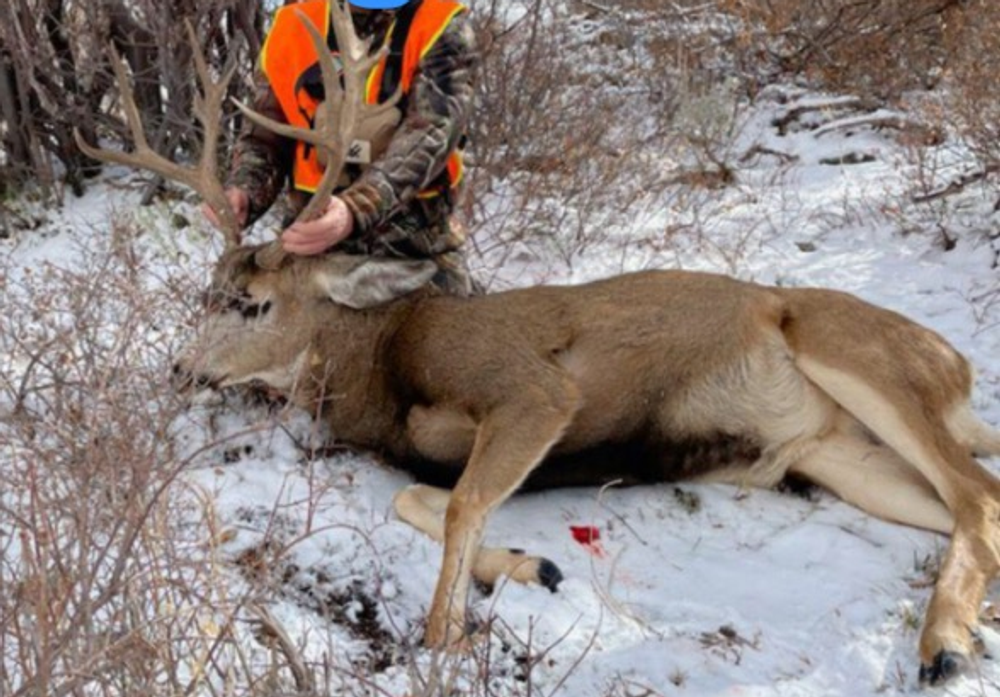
left=3, top=85, right=1000, bottom=696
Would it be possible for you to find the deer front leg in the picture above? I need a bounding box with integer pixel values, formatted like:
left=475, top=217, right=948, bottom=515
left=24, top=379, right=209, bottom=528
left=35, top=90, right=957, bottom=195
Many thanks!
left=424, top=382, right=579, bottom=649
left=394, top=484, right=564, bottom=591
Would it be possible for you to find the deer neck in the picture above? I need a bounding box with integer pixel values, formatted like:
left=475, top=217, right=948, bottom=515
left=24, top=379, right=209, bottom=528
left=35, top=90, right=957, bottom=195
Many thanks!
left=291, top=299, right=415, bottom=451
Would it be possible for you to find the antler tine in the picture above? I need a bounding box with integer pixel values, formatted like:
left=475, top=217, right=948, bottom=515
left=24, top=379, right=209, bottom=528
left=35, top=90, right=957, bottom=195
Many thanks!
left=307, top=0, right=403, bottom=211
left=75, top=21, right=242, bottom=249
left=188, top=23, right=241, bottom=239
left=244, top=1, right=404, bottom=271
left=232, top=8, right=392, bottom=157
left=296, top=1, right=367, bottom=223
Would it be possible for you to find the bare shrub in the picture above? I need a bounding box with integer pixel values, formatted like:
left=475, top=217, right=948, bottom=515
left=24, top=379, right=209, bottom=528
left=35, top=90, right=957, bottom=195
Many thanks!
left=0, top=0, right=262, bottom=200
left=0, top=222, right=249, bottom=696
left=938, top=0, right=1000, bottom=208
left=714, top=0, right=1000, bottom=242
left=861, top=1, right=1000, bottom=250
left=720, top=0, right=963, bottom=99
left=465, top=0, right=750, bottom=279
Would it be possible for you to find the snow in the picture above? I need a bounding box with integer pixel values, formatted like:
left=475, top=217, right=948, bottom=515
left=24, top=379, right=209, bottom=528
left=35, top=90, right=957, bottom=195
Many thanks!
left=3, top=84, right=1000, bottom=696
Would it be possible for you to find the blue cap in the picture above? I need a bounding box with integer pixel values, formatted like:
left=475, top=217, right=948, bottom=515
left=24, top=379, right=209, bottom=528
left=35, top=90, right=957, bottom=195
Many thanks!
left=349, top=0, right=411, bottom=8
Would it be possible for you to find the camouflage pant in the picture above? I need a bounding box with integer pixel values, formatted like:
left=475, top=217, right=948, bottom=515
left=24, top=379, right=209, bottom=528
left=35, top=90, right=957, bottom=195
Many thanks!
left=365, top=205, right=475, bottom=297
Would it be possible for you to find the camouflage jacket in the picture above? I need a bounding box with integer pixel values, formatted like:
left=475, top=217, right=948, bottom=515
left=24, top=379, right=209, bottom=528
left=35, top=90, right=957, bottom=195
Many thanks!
left=228, top=6, right=478, bottom=261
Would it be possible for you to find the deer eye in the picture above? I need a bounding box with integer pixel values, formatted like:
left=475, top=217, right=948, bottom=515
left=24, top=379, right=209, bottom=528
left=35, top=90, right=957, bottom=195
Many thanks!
left=228, top=295, right=272, bottom=320
left=245, top=300, right=272, bottom=319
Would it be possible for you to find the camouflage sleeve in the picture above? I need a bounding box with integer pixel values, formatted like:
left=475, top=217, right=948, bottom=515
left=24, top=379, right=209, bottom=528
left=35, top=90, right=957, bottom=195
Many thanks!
left=339, top=10, right=478, bottom=238
left=226, top=68, right=294, bottom=227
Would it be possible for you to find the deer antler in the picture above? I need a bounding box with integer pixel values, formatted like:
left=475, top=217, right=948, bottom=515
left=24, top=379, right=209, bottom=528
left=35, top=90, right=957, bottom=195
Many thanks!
left=236, top=0, right=402, bottom=270
left=75, top=22, right=241, bottom=249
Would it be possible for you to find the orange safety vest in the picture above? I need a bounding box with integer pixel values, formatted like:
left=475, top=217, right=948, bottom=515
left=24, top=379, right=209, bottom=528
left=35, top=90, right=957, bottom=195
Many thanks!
left=259, top=0, right=466, bottom=196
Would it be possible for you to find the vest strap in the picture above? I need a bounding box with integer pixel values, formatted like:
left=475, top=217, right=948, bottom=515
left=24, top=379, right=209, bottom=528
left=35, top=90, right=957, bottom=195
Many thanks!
left=379, top=1, right=421, bottom=104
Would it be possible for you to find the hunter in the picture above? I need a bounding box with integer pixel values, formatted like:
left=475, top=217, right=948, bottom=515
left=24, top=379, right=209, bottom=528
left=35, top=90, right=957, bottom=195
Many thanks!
left=204, top=0, right=478, bottom=295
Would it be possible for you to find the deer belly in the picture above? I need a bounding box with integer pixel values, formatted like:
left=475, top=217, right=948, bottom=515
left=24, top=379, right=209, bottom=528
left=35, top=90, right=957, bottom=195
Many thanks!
left=398, top=402, right=762, bottom=492
left=520, top=431, right=763, bottom=491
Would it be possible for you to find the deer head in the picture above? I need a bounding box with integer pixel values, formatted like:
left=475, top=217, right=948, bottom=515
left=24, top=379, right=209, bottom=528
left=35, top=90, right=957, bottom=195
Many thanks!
left=172, top=244, right=437, bottom=393
left=173, top=246, right=314, bottom=392
left=77, top=3, right=420, bottom=389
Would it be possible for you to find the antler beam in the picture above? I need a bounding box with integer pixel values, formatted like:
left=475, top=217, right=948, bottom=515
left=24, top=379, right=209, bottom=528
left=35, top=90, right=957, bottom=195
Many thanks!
left=237, top=1, right=402, bottom=269
left=75, top=22, right=241, bottom=248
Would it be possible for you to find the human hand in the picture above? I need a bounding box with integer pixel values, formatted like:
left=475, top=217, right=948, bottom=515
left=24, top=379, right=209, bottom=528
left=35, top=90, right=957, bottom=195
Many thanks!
left=281, top=196, right=354, bottom=256
left=202, top=188, right=250, bottom=235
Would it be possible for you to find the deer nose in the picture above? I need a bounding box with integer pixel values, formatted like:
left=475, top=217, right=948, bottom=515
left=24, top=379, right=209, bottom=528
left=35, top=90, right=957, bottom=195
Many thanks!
left=171, top=362, right=217, bottom=392
left=171, top=362, right=194, bottom=391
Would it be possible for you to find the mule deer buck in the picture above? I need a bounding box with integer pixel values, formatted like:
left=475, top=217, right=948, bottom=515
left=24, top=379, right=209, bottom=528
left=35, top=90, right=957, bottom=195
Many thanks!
left=78, top=2, right=1000, bottom=686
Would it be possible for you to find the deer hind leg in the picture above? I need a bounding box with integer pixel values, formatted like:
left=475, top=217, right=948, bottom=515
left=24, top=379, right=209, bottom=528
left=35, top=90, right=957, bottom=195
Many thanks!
left=393, top=484, right=563, bottom=591
left=797, top=358, right=1000, bottom=684
left=788, top=421, right=953, bottom=534
left=425, top=379, right=580, bottom=649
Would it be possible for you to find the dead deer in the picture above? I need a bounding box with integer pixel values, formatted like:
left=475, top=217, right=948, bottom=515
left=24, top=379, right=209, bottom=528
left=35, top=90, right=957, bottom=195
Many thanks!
left=79, top=3, right=1000, bottom=686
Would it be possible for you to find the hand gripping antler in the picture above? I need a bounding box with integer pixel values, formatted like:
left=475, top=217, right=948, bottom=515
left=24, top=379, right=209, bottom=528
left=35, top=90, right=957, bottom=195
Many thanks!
left=235, top=0, right=402, bottom=269
left=75, top=22, right=241, bottom=248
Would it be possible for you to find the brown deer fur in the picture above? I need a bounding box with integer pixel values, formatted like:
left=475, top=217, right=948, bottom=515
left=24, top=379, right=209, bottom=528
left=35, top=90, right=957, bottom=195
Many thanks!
left=175, top=244, right=1000, bottom=685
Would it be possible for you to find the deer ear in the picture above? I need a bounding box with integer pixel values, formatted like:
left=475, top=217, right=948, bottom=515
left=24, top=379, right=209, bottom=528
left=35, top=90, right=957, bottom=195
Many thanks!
left=311, top=254, right=438, bottom=309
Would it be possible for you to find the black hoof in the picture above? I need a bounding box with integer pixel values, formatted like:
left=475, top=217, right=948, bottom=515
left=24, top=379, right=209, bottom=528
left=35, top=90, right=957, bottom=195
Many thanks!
left=538, top=558, right=563, bottom=593
left=919, top=650, right=970, bottom=685
left=473, top=577, right=495, bottom=597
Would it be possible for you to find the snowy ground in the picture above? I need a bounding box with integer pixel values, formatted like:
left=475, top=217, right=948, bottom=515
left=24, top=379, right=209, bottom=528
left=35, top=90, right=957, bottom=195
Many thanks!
left=3, top=85, right=1000, bottom=696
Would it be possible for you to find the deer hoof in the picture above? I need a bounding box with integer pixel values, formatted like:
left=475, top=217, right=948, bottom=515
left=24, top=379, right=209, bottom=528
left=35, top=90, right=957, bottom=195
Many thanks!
left=919, top=650, right=970, bottom=685
left=538, top=558, right=564, bottom=593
